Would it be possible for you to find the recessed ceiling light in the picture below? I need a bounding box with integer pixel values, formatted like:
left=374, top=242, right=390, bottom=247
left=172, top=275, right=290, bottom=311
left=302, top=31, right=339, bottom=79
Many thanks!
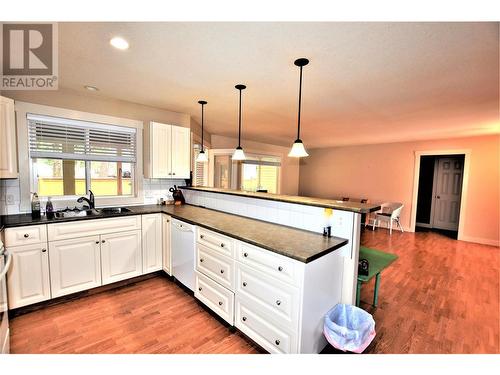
left=84, top=85, right=99, bottom=91
left=110, top=37, right=129, bottom=50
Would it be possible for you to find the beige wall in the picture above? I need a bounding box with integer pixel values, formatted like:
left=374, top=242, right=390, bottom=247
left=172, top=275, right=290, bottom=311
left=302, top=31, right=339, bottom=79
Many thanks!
left=2, top=88, right=192, bottom=129
left=299, top=135, right=500, bottom=245
left=210, top=135, right=300, bottom=196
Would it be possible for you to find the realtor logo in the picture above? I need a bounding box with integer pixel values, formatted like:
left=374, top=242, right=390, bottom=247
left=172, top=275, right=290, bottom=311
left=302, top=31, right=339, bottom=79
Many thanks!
left=1, top=23, right=58, bottom=90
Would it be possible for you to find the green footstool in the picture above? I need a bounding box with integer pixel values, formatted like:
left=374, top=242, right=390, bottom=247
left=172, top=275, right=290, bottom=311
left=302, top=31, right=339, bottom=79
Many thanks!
left=356, top=246, right=398, bottom=307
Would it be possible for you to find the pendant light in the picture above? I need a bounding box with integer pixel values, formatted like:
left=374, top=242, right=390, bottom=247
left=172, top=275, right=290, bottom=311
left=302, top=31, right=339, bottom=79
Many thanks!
left=232, top=84, right=247, bottom=161
left=288, top=58, right=309, bottom=158
left=196, top=100, right=208, bottom=163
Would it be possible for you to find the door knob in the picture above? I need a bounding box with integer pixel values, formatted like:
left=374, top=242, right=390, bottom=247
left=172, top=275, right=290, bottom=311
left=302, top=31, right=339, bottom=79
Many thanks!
left=276, top=300, right=281, bottom=306
left=218, top=301, right=223, bottom=306
left=275, top=340, right=280, bottom=345
left=242, top=316, right=247, bottom=322
left=242, top=282, right=247, bottom=287
left=220, top=269, right=224, bottom=274
left=198, top=287, right=202, bottom=291
left=24, top=233, right=29, bottom=238
left=41, top=248, right=47, bottom=253
left=436, top=195, right=440, bottom=199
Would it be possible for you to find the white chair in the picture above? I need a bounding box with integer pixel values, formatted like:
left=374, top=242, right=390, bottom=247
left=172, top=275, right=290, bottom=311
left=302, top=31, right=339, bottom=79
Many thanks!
left=367, top=202, right=404, bottom=235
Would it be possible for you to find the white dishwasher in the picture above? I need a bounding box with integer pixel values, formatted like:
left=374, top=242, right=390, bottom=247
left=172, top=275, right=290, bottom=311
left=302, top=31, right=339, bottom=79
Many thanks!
left=171, top=219, right=196, bottom=291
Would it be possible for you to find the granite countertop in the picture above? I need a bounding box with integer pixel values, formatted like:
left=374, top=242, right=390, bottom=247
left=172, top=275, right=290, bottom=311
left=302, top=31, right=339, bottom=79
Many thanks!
left=0, top=204, right=348, bottom=263
left=180, top=186, right=381, bottom=214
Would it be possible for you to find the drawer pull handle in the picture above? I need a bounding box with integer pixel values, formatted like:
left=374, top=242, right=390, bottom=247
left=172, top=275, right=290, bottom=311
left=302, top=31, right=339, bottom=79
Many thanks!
left=242, top=316, right=247, bottom=322
left=200, top=234, right=204, bottom=239
left=242, top=282, right=247, bottom=287
left=220, top=270, right=224, bottom=274
left=200, top=258, right=204, bottom=263
left=276, top=300, right=281, bottom=306
left=167, top=220, right=170, bottom=223
left=243, top=252, right=248, bottom=257
left=41, top=248, right=47, bottom=253
left=278, top=266, right=283, bottom=272
left=198, top=287, right=202, bottom=291
left=218, top=301, right=223, bottom=306
left=96, top=241, right=100, bottom=244
left=102, top=240, right=106, bottom=244
left=220, top=243, right=225, bottom=248
left=24, top=234, right=29, bottom=238
left=275, top=340, right=280, bottom=346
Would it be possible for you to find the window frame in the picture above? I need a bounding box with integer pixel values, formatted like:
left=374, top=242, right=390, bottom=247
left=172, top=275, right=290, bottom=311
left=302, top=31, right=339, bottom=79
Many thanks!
left=16, top=101, right=144, bottom=211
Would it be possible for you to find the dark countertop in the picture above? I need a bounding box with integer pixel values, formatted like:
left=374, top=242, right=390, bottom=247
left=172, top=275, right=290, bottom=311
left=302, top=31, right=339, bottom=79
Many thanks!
left=181, top=186, right=381, bottom=214
left=0, top=204, right=348, bottom=263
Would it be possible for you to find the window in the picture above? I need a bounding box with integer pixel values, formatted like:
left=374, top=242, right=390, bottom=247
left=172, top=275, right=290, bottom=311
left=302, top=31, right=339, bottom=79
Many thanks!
left=240, top=156, right=280, bottom=194
left=193, top=143, right=209, bottom=187
left=28, top=114, right=137, bottom=198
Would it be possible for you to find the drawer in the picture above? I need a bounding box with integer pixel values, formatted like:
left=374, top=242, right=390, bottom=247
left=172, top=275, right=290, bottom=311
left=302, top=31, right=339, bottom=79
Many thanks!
left=237, top=242, right=302, bottom=286
left=4, top=225, right=47, bottom=247
left=196, top=243, right=235, bottom=291
left=235, top=296, right=297, bottom=354
left=195, top=271, right=234, bottom=325
left=197, top=227, right=234, bottom=258
left=235, top=262, right=299, bottom=329
left=48, top=215, right=142, bottom=241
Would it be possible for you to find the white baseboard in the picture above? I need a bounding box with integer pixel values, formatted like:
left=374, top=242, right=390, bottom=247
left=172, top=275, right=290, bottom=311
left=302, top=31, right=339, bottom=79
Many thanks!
left=459, top=235, right=499, bottom=247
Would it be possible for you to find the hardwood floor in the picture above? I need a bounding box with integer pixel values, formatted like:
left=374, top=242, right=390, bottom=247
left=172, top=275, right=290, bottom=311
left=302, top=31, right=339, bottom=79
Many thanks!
left=9, top=277, right=262, bottom=354
left=359, top=228, right=499, bottom=354
left=9, top=229, right=499, bottom=354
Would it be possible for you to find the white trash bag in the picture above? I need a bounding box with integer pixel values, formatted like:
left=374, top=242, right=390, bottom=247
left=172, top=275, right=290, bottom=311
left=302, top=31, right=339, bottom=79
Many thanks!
left=323, top=304, right=376, bottom=353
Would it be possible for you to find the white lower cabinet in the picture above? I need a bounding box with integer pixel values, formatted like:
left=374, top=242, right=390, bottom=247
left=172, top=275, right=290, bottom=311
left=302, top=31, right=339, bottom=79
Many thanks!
left=7, top=243, right=51, bottom=309
left=235, top=296, right=297, bottom=354
left=195, top=271, right=234, bottom=325
left=162, top=215, right=172, bottom=275
left=49, top=235, right=102, bottom=298
left=101, top=230, right=142, bottom=285
left=142, top=214, right=163, bottom=273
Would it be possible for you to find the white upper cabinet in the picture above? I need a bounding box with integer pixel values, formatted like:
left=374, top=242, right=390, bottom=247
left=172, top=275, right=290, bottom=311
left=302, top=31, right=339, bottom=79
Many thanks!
left=145, top=121, right=191, bottom=179
left=142, top=213, right=163, bottom=273
left=170, top=125, right=191, bottom=179
left=0, top=96, right=18, bottom=179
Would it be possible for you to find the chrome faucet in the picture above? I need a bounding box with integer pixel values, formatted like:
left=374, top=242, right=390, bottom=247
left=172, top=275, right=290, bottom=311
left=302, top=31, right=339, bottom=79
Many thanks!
left=77, top=190, right=95, bottom=209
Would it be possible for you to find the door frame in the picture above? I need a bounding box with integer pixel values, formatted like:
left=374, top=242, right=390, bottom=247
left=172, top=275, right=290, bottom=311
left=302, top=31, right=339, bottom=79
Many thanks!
left=410, top=149, right=471, bottom=240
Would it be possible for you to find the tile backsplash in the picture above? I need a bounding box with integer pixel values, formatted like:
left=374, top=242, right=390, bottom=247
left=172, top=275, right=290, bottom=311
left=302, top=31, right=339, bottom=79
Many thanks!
left=0, top=177, right=186, bottom=215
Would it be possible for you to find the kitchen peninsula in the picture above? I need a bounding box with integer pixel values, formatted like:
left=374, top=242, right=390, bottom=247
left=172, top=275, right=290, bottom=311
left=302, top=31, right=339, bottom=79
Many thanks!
left=1, top=188, right=380, bottom=354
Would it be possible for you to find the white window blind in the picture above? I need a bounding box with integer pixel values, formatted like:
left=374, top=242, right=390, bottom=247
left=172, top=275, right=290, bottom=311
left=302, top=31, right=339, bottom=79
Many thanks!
left=193, top=144, right=207, bottom=186
left=28, top=113, right=137, bottom=162
left=241, top=156, right=281, bottom=167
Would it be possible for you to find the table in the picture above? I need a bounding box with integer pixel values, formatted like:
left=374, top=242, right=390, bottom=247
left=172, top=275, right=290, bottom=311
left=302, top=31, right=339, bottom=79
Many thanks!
left=356, top=246, right=398, bottom=307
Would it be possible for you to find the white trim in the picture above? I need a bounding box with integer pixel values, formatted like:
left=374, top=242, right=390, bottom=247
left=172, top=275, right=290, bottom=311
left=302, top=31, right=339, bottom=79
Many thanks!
left=410, top=149, right=471, bottom=241
left=459, top=236, right=500, bottom=247
left=15, top=101, right=144, bottom=211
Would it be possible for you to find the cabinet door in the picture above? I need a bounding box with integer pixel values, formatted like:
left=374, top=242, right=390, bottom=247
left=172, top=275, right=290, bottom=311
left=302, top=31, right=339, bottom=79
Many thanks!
left=150, top=122, right=172, bottom=178
left=0, top=96, right=18, bottom=179
left=7, top=243, right=51, bottom=309
left=142, top=214, right=163, bottom=273
left=170, top=125, right=191, bottom=179
left=49, top=236, right=102, bottom=298
left=162, top=215, right=172, bottom=275
left=101, top=230, right=142, bottom=285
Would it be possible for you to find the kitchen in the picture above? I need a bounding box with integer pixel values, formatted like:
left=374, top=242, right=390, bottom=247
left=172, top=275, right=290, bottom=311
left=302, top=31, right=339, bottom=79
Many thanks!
left=1, top=12, right=499, bottom=372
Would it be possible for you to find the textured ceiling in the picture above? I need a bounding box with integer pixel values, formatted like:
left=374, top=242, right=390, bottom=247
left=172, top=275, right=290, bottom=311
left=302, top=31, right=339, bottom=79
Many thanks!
left=58, top=22, right=499, bottom=148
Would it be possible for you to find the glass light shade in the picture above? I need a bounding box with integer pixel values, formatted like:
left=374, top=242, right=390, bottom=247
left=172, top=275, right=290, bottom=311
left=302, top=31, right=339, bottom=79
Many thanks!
left=196, top=150, right=208, bottom=163
left=288, top=139, right=309, bottom=157
left=232, top=146, right=246, bottom=161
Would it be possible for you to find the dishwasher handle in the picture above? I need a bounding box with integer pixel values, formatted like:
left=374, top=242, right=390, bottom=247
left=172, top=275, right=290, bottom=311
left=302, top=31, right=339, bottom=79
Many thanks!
left=0, top=249, right=12, bottom=280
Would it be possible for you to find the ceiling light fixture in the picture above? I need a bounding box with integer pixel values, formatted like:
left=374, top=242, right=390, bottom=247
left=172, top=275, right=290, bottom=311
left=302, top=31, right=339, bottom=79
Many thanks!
left=196, top=100, right=208, bottom=163
left=288, top=58, right=309, bottom=158
left=110, top=37, right=129, bottom=50
left=232, top=84, right=247, bottom=161
left=84, top=85, right=99, bottom=91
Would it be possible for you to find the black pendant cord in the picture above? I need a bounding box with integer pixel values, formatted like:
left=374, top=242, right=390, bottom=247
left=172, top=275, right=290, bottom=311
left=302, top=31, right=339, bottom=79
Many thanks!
left=198, top=100, right=207, bottom=153
left=238, top=88, right=242, bottom=148
left=234, top=84, right=246, bottom=149
left=296, top=65, right=303, bottom=141
left=201, top=103, right=204, bottom=151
